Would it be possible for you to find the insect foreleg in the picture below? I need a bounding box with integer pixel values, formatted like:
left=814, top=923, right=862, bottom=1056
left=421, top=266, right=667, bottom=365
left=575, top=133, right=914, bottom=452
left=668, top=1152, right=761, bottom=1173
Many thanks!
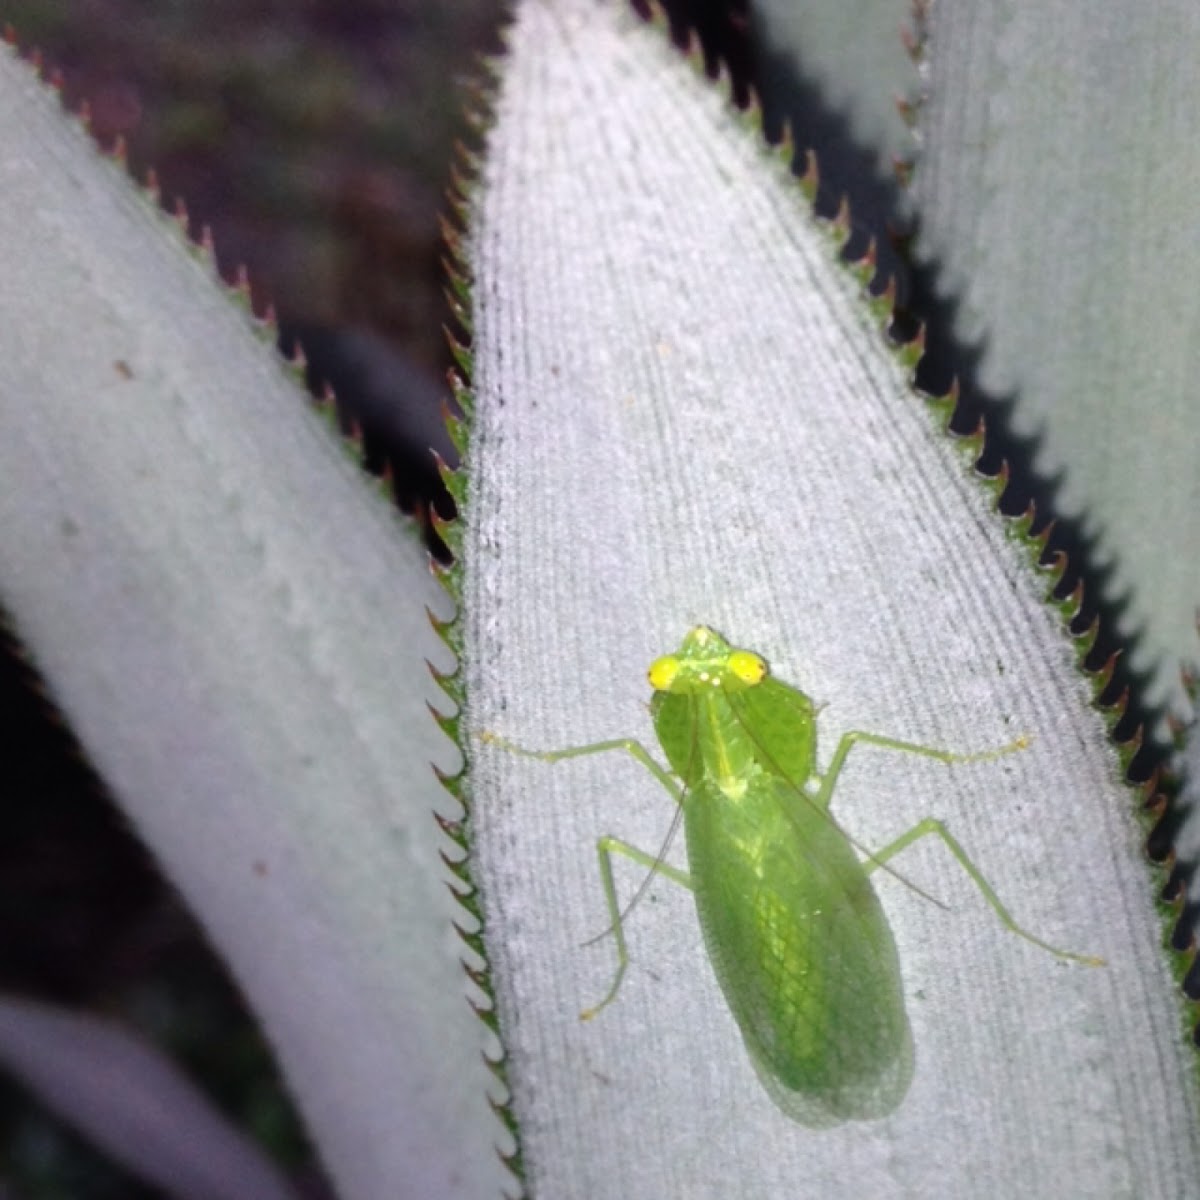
left=479, top=731, right=682, bottom=802
left=863, top=817, right=1104, bottom=967
left=582, top=836, right=693, bottom=1021
left=814, top=729, right=1028, bottom=810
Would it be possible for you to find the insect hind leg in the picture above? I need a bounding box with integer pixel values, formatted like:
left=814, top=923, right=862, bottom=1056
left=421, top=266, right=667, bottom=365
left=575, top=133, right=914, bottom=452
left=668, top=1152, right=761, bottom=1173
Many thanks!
left=864, top=817, right=1104, bottom=967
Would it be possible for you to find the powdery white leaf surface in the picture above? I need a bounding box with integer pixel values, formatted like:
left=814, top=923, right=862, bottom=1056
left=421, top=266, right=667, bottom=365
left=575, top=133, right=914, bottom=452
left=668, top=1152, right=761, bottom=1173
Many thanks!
left=463, top=3, right=1200, bottom=1197
left=0, top=46, right=510, bottom=1200
left=913, top=0, right=1200, bottom=714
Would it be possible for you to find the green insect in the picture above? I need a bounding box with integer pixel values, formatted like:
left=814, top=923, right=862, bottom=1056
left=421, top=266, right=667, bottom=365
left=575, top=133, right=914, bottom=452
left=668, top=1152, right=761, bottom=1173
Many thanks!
left=483, top=626, right=1102, bottom=1127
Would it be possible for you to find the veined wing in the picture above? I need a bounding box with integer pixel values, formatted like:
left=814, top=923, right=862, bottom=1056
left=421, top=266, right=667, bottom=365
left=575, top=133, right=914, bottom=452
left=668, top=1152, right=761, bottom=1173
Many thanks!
left=683, top=773, right=913, bottom=1126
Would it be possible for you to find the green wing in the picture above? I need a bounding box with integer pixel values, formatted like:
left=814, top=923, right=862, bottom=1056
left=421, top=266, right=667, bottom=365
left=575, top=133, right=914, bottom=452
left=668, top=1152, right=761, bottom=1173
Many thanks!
left=684, top=774, right=913, bottom=1127
left=728, top=677, right=817, bottom=792
left=650, top=688, right=697, bottom=781
left=653, top=676, right=818, bottom=792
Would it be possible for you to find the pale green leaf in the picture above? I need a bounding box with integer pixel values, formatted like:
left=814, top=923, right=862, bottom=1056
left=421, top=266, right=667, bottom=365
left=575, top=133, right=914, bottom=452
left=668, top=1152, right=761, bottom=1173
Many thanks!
left=913, top=0, right=1200, bottom=714
left=0, top=996, right=298, bottom=1200
left=0, top=44, right=509, bottom=1200
left=752, top=0, right=919, bottom=171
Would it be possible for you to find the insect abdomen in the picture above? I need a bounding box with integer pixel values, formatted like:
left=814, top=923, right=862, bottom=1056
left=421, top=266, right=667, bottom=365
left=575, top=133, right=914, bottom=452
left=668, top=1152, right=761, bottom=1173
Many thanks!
left=684, top=777, right=914, bottom=1126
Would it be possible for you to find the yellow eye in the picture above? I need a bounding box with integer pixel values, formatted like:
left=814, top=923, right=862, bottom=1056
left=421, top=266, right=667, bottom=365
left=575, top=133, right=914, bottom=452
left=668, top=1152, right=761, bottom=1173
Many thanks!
left=648, top=655, right=681, bottom=691
left=728, top=650, right=766, bottom=685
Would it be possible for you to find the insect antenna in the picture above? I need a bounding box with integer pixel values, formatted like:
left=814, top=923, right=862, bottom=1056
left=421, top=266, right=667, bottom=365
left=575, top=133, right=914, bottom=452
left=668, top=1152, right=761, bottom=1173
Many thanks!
left=724, top=686, right=950, bottom=912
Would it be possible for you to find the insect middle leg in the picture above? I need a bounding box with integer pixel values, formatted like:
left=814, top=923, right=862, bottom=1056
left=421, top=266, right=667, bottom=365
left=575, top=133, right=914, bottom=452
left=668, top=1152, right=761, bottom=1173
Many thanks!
left=583, top=837, right=693, bottom=1021
left=479, top=731, right=692, bottom=1012
left=812, top=727, right=1029, bottom=813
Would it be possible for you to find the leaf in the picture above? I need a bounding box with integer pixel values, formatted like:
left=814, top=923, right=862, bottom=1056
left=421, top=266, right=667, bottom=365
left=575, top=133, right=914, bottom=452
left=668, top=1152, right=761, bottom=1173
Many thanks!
left=461, top=2, right=1200, bottom=1194
left=0, top=996, right=298, bottom=1200
left=752, top=0, right=920, bottom=172
left=0, top=42, right=510, bottom=1200
left=912, top=0, right=1200, bottom=714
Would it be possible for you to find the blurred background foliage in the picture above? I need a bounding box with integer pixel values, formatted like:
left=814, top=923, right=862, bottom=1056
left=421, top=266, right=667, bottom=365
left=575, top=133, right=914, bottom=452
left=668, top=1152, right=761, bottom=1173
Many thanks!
left=8, top=0, right=499, bottom=364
